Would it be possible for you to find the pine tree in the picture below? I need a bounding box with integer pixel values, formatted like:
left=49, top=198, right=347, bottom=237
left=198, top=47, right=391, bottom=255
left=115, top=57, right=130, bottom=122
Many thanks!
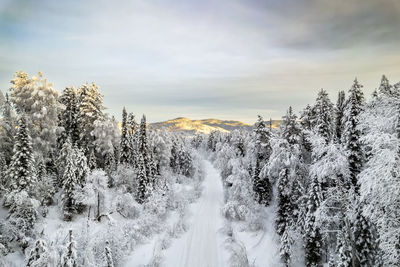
left=342, top=79, right=364, bottom=193
left=0, top=93, right=15, bottom=165
left=61, top=144, right=79, bottom=221
left=7, top=116, right=36, bottom=193
left=276, top=169, right=292, bottom=237
left=304, top=177, right=323, bottom=267
left=377, top=75, right=393, bottom=96
left=61, top=230, right=77, bottom=267
left=353, top=207, right=377, bottom=266
left=280, top=228, right=293, bottom=267
left=74, top=145, right=89, bottom=186
left=313, top=89, right=334, bottom=143
left=253, top=115, right=272, bottom=205
left=0, top=153, right=6, bottom=193
left=59, top=87, right=81, bottom=146
left=105, top=240, right=114, bottom=267
left=77, top=82, right=105, bottom=154
left=281, top=107, right=301, bottom=145
left=120, top=107, right=131, bottom=165
left=137, top=154, right=148, bottom=204
left=300, top=104, right=315, bottom=131
left=170, top=140, right=179, bottom=173
left=335, top=91, right=346, bottom=142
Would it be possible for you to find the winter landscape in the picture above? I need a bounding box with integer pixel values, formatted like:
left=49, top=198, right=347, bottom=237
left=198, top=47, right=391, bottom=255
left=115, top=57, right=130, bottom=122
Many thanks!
left=1, top=1, right=400, bottom=267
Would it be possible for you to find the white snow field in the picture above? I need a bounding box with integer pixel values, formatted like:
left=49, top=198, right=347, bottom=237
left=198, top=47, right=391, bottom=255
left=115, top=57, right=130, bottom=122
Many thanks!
left=123, top=158, right=283, bottom=267
left=123, top=159, right=229, bottom=267
left=161, top=160, right=228, bottom=267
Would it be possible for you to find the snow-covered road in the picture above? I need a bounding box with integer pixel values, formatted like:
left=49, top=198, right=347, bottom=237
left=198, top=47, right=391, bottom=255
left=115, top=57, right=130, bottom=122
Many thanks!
left=163, top=159, right=227, bottom=267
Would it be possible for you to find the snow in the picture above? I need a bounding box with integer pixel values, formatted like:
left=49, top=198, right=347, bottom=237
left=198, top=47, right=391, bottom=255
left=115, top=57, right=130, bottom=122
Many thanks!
left=162, top=160, right=227, bottom=267
left=123, top=159, right=228, bottom=266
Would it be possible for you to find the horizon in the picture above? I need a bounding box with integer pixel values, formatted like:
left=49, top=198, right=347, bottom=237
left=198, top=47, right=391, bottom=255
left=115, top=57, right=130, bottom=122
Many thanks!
left=1, top=0, right=400, bottom=123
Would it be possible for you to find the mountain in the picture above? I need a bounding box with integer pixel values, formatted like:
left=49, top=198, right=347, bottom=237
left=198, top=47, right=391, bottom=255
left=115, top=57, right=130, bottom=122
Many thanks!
left=149, top=117, right=281, bottom=134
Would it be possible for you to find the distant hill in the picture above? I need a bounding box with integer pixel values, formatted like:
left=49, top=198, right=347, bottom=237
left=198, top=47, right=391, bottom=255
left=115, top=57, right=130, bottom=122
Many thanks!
left=149, top=117, right=281, bottom=134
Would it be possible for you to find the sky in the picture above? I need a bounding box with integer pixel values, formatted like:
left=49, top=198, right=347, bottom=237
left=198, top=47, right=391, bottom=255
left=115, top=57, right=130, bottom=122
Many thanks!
left=0, top=0, right=400, bottom=123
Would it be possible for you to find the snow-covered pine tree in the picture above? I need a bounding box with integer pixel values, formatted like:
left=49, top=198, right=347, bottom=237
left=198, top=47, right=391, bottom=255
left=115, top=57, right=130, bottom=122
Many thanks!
left=313, top=89, right=334, bottom=143
left=280, top=228, right=293, bottom=267
left=342, top=79, right=364, bottom=193
left=253, top=115, right=272, bottom=206
left=61, top=230, right=77, bottom=267
left=170, top=139, right=179, bottom=173
left=119, top=107, right=131, bottom=165
left=105, top=240, right=114, bottom=267
left=136, top=154, right=148, bottom=204
left=59, top=87, right=81, bottom=146
left=0, top=153, right=6, bottom=192
left=127, top=112, right=138, bottom=167
left=276, top=168, right=294, bottom=266
left=276, top=168, right=292, bottom=236
left=77, top=82, right=105, bottom=154
left=178, top=147, right=193, bottom=177
left=281, top=106, right=301, bottom=146
left=335, top=90, right=346, bottom=142
left=61, top=143, right=79, bottom=221
left=138, top=115, right=153, bottom=185
left=73, top=145, right=89, bottom=187
left=300, top=104, right=315, bottom=131
left=304, top=177, right=323, bottom=267
left=377, top=75, right=395, bottom=97
left=353, top=206, right=377, bottom=267
left=7, top=116, right=36, bottom=193
left=0, top=93, right=15, bottom=165
left=138, top=115, right=148, bottom=155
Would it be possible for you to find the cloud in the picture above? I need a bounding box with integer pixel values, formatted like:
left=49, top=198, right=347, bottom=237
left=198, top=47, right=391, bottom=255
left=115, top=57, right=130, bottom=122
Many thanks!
left=0, top=0, right=399, bottom=123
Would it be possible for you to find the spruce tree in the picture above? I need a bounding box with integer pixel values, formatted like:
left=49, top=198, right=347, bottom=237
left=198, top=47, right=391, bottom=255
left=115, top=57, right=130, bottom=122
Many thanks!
left=170, top=140, right=179, bottom=173
left=253, top=115, right=272, bottom=205
left=137, top=154, right=148, bottom=204
left=281, top=107, right=301, bottom=145
left=300, top=104, right=315, bottom=131
left=304, top=177, right=323, bottom=267
left=377, top=75, right=394, bottom=97
left=61, top=143, right=79, bottom=220
left=342, top=79, right=364, bottom=193
left=313, top=89, right=334, bottom=143
left=59, top=87, right=81, bottom=146
left=77, top=82, right=105, bottom=154
left=353, top=207, right=377, bottom=266
left=0, top=93, right=15, bottom=164
left=119, top=107, right=131, bottom=165
left=276, top=169, right=292, bottom=237
left=7, top=116, right=36, bottom=193
left=335, top=91, right=346, bottom=142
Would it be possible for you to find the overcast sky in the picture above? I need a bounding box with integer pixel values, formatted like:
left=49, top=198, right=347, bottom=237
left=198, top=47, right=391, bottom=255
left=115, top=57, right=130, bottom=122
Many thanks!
left=1, top=0, right=399, bottom=123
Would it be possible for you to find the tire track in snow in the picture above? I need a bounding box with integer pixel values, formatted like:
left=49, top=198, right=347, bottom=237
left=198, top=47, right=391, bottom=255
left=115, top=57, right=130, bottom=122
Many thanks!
left=163, top=160, right=226, bottom=267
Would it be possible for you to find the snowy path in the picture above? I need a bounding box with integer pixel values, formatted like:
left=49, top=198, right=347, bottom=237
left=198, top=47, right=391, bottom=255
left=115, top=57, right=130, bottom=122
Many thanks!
left=163, top=160, right=227, bottom=267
